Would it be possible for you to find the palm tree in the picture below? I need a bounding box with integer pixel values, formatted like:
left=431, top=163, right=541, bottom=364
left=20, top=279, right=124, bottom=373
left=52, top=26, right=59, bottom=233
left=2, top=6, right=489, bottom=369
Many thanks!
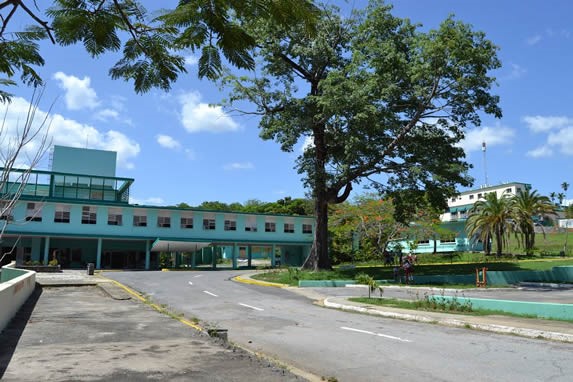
left=466, top=192, right=512, bottom=257
left=561, top=182, right=570, bottom=194
left=549, top=192, right=557, bottom=205
left=557, top=192, right=566, bottom=206
left=510, top=189, right=556, bottom=255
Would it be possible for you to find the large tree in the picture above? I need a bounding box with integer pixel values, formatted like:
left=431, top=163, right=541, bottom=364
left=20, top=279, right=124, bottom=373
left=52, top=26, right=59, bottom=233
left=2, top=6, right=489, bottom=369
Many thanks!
left=0, top=0, right=317, bottom=100
left=224, top=2, right=501, bottom=270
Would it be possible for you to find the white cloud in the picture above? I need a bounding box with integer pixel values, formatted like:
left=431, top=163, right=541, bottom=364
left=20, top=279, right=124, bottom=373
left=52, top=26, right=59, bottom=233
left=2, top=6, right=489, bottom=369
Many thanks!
left=547, top=127, right=573, bottom=155
left=94, top=108, right=119, bottom=121
left=156, top=134, right=181, bottom=149
left=129, top=196, right=165, bottom=205
left=0, top=97, right=140, bottom=169
left=53, top=71, right=100, bottom=110
left=505, top=63, right=526, bottom=80
left=458, top=125, right=515, bottom=153
left=184, top=55, right=199, bottom=66
left=300, top=135, right=314, bottom=153
left=526, top=35, right=542, bottom=45
left=523, top=115, right=573, bottom=132
left=179, top=91, right=240, bottom=133
left=223, top=162, right=254, bottom=170
left=526, top=145, right=553, bottom=158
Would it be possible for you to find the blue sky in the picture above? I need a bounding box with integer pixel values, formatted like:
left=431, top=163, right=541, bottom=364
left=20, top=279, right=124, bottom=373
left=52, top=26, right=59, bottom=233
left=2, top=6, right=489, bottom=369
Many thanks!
left=4, top=1, right=573, bottom=206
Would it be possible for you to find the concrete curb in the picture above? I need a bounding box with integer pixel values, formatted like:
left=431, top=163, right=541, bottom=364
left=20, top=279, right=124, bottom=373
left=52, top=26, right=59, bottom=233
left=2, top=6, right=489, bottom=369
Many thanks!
left=323, top=297, right=573, bottom=343
left=233, top=275, right=288, bottom=288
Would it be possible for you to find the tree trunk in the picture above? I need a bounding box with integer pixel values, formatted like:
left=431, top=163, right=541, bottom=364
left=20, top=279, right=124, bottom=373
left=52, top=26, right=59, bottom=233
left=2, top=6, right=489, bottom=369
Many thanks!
left=301, top=119, right=332, bottom=271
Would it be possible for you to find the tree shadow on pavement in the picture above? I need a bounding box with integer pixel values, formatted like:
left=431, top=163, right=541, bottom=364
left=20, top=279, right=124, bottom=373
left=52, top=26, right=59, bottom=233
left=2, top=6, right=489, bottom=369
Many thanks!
left=0, top=285, right=42, bottom=379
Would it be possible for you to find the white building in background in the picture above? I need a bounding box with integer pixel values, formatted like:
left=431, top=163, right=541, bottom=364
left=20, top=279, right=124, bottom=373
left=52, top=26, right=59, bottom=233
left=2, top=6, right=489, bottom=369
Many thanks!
left=441, top=182, right=532, bottom=223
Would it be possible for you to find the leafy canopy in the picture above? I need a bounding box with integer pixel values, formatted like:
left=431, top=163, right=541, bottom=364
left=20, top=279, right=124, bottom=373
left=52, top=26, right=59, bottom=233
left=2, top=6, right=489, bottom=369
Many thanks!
left=0, top=0, right=318, bottom=99
left=223, top=1, right=502, bottom=269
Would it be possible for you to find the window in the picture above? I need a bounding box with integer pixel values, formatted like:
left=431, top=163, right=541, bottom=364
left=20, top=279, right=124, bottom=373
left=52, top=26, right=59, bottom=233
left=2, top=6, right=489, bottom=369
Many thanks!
left=506, top=188, right=512, bottom=193
left=440, top=236, right=456, bottom=243
left=245, top=216, right=257, bottom=232
left=265, top=222, right=276, bottom=232
left=284, top=223, right=295, bottom=233
left=224, top=220, right=236, bottom=231
left=418, top=240, right=430, bottom=245
left=54, top=205, right=71, bottom=223
left=302, top=224, right=313, bottom=234
left=469, top=194, right=474, bottom=200
left=203, top=218, right=216, bottom=230
left=133, top=215, right=147, bottom=227
left=26, top=202, right=42, bottom=222
left=0, top=202, right=13, bottom=221
left=107, top=208, right=122, bottom=226
left=180, top=216, right=194, bottom=229
left=81, top=206, right=97, bottom=224
left=157, top=215, right=171, bottom=228
left=477, top=193, right=482, bottom=199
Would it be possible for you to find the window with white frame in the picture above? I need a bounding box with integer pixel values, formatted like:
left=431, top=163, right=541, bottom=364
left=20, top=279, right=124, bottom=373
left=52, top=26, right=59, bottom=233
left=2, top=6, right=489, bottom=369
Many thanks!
left=81, top=206, right=97, bottom=224
left=265, top=221, right=276, bottom=232
left=224, top=219, right=236, bottom=231
left=284, top=222, right=295, bottom=233
left=302, top=223, right=313, bottom=234
left=157, top=214, right=171, bottom=228
left=245, top=215, right=257, bottom=232
left=203, top=218, right=216, bottom=230
left=180, top=213, right=193, bottom=229
left=54, top=204, right=71, bottom=223
left=26, top=202, right=42, bottom=222
left=133, top=210, right=147, bottom=227
left=107, top=208, right=122, bottom=226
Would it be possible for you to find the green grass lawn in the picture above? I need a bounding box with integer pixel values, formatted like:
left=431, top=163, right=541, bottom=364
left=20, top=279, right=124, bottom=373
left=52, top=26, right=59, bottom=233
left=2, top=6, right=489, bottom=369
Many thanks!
left=348, top=297, right=573, bottom=323
left=252, top=257, right=573, bottom=286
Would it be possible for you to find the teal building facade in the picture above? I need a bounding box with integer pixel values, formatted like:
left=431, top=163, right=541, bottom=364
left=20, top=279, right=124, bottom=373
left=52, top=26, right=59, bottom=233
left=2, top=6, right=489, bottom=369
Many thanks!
left=0, top=146, right=314, bottom=270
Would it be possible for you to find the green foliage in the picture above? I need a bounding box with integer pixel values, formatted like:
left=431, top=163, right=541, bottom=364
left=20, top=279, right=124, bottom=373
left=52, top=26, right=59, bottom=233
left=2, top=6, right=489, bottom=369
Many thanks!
left=330, top=195, right=404, bottom=264
left=224, top=2, right=501, bottom=270
left=466, top=189, right=557, bottom=256
left=0, top=0, right=317, bottom=98
left=48, top=258, right=59, bottom=266
left=354, top=272, right=379, bottom=298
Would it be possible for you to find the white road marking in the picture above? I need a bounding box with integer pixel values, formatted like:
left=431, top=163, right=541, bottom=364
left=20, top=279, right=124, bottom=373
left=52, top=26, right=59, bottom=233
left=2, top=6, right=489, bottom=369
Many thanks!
left=203, top=290, right=218, bottom=297
left=341, top=326, right=411, bottom=342
left=188, top=281, right=193, bottom=286
left=239, top=303, right=264, bottom=311
left=193, top=275, right=202, bottom=278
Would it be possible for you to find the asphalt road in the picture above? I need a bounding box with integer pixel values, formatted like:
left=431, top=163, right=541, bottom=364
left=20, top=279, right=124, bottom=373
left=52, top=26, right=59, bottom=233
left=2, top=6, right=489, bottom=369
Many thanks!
left=105, top=270, right=573, bottom=382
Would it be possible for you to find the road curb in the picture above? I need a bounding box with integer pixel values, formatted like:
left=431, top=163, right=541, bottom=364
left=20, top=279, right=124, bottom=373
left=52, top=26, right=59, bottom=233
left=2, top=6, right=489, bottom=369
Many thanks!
left=323, top=297, right=573, bottom=344
left=233, top=275, right=287, bottom=288
left=98, top=274, right=204, bottom=332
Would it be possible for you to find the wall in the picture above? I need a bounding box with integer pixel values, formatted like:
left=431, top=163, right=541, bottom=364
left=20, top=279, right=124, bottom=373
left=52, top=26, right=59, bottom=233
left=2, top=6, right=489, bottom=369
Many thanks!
left=52, top=145, right=117, bottom=177
left=0, top=263, right=36, bottom=333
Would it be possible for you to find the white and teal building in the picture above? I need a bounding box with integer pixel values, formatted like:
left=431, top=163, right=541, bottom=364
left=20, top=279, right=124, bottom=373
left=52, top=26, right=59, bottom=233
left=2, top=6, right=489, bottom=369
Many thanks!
left=0, top=146, right=314, bottom=270
left=394, top=182, right=531, bottom=254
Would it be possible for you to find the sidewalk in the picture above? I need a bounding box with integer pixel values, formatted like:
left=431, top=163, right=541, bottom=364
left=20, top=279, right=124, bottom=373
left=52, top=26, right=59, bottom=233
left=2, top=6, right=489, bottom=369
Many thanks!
left=235, top=273, right=573, bottom=344
left=323, top=296, right=573, bottom=343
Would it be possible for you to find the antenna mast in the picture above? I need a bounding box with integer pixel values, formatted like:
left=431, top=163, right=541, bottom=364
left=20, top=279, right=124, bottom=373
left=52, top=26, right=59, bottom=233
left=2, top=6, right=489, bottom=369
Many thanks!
left=482, top=141, right=488, bottom=187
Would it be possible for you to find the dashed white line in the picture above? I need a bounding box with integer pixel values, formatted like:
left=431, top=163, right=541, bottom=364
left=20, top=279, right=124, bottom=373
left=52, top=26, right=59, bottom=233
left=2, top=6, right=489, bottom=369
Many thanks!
left=239, top=303, right=264, bottom=311
left=341, top=326, right=411, bottom=342
left=193, top=275, right=202, bottom=278
left=203, top=290, right=218, bottom=297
